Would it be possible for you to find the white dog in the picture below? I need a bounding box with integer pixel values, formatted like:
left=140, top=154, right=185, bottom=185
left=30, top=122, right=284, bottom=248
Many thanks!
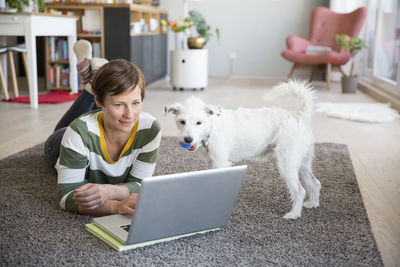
left=165, top=80, right=321, bottom=220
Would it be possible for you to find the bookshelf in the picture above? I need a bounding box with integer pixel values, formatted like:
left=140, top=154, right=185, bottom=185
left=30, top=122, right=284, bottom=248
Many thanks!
left=43, top=2, right=168, bottom=90
left=45, top=37, right=71, bottom=90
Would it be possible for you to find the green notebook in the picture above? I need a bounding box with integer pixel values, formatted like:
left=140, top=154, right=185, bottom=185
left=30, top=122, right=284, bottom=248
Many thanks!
left=85, top=223, right=219, bottom=252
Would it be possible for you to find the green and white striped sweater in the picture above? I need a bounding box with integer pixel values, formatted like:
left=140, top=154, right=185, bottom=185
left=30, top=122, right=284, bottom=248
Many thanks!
left=56, top=110, right=161, bottom=213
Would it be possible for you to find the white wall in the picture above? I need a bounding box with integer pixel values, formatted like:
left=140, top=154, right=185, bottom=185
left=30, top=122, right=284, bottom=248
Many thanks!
left=160, top=0, right=328, bottom=78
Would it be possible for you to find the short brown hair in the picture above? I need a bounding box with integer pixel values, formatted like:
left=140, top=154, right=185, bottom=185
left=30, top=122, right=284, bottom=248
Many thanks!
left=92, top=59, right=145, bottom=105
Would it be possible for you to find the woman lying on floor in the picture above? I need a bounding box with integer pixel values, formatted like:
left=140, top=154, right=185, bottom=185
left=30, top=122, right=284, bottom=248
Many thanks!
left=44, top=40, right=161, bottom=216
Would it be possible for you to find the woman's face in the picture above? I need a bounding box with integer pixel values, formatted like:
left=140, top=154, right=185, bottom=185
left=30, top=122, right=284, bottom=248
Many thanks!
left=96, top=85, right=142, bottom=135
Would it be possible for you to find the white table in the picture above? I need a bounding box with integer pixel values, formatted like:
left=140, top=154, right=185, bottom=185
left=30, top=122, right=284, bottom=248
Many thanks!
left=0, top=13, right=78, bottom=109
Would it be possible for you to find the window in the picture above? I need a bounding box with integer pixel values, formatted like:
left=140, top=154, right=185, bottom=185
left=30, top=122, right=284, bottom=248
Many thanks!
left=371, top=0, right=400, bottom=96
left=332, top=0, right=400, bottom=96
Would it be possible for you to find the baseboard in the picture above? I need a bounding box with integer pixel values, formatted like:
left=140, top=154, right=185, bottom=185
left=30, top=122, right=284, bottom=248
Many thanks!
left=358, top=80, right=400, bottom=112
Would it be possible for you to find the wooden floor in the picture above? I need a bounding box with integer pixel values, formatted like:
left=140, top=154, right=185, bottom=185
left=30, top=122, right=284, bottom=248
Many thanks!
left=1, top=78, right=399, bottom=266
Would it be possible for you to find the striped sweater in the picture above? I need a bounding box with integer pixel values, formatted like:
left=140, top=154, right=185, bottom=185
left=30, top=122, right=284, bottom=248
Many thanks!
left=56, top=110, right=161, bottom=213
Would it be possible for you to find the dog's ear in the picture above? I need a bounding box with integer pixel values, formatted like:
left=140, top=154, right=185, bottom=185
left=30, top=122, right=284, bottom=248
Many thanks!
left=164, top=103, right=183, bottom=115
left=205, top=105, right=221, bottom=116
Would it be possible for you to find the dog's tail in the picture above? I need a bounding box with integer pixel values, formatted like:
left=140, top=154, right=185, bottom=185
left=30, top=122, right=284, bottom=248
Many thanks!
left=264, top=80, right=315, bottom=120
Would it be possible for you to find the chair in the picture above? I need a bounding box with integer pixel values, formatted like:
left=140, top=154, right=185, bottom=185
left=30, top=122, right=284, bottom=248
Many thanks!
left=0, top=46, right=9, bottom=100
left=7, top=43, right=29, bottom=98
left=281, top=7, right=367, bottom=89
left=0, top=43, right=28, bottom=100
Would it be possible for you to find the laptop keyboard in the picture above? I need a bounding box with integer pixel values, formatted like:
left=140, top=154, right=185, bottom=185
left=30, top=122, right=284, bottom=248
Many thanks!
left=121, top=224, right=130, bottom=232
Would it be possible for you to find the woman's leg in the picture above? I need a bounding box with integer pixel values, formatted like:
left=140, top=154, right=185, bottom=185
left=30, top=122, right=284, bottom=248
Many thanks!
left=45, top=41, right=106, bottom=171
left=54, top=40, right=95, bottom=131
left=54, top=90, right=97, bottom=131
left=44, top=127, right=67, bottom=171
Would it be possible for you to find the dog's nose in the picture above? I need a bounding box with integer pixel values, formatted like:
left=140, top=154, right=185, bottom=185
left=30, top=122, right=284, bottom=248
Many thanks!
left=184, top=137, right=193, bottom=143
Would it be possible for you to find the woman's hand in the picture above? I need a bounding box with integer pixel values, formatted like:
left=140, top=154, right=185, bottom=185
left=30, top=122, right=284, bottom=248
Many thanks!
left=116, top=194, right=138, bottom=215
left=74, top=183, right=133, bottom=215
left=73, top=184, right=110, bottom=209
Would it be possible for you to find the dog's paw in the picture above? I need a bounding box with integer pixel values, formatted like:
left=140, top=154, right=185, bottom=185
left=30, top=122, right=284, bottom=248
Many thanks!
left=303, top=200, right=319, bottom=209
left=283, top=211, right=301, bottom=220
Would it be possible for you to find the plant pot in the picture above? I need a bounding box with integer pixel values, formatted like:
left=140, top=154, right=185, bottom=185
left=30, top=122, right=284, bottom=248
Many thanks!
left=174, top=32, right=187, bottom=50
left=341, top=75, right=358, bottom=93
left=22, top=0, right=34, bottom=12
left=187, top=37, right=206, bottom=49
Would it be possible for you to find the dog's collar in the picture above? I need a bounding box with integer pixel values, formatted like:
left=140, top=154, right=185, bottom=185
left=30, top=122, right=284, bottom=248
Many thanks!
left=201, top=135, right=210, bottom=152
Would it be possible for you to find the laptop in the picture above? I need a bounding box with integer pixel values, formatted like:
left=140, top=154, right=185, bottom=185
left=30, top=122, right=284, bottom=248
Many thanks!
left=90, top=165, right=247, bottom=250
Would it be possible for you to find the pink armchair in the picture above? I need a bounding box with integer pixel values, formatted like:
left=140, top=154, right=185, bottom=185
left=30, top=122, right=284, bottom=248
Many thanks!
left=281, top=7, right=367, bottom=89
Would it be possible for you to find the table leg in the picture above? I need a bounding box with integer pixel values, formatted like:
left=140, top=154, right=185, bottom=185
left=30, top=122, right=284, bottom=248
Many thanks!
left=25, top=23, right=38, bottom=109
left=67, top=35, right=78, bottom=94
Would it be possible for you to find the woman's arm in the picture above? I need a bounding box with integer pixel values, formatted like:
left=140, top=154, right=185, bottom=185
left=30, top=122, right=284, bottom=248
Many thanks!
left=57, top=126, right=89, bottom=213
left=73, top=183, right=140, bottom=216
left=73, top=183, right=130, bottom=208
left=77, top=193, right=139, bottom=216
left=128, top=119, right=161, bottom=182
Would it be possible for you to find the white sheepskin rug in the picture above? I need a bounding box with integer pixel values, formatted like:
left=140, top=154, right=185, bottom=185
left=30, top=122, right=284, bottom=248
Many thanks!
left=316, top=102, right=400, bottom=123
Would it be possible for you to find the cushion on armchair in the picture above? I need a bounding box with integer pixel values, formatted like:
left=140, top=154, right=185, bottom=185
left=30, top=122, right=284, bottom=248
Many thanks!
left=306, top=45, right=332, bottom=54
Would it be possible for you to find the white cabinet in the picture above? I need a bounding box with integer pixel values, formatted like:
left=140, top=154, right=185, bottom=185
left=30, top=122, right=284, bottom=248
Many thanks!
left=170, top=49, right=208, bottom=90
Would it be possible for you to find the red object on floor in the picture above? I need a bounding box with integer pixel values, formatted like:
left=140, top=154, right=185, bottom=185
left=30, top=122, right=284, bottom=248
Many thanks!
left=3, top=90, right=81, bottom=104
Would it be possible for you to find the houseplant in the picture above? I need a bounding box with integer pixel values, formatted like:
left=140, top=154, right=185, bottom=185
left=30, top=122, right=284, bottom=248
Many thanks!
left=335, top=34, right=367, bottom=93
left=161, top=17, right=193, bottom=50
left=6, top=0, right=28, bottom=12
left=5, top=0, right=43, bottom=12
left=187, top=10, right=220, bottom=49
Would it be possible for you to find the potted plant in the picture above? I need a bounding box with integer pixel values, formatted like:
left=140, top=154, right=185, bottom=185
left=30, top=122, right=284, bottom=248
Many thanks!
left=161, top=17, right=193, bottom=50
left=335, top=34, right=367, bottom=93
left=6, top=0, right=28, bottom=12
left=187, top=10, right=220, bottom=49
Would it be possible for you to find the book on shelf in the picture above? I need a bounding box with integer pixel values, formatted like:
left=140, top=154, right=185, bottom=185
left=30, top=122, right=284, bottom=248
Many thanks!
left=48, top=37, right=68, bottom=62
left=48, top=64, right=70, bottom=89
left=92, top=42, right=101, bottom=58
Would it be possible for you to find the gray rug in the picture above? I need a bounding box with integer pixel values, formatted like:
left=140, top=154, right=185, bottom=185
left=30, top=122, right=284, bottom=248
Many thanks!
left=0, top=137, right=382, bottom=266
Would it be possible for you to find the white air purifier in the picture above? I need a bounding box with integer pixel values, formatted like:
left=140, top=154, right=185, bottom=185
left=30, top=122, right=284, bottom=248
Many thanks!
left=170, top=49, right=208, bottom=90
